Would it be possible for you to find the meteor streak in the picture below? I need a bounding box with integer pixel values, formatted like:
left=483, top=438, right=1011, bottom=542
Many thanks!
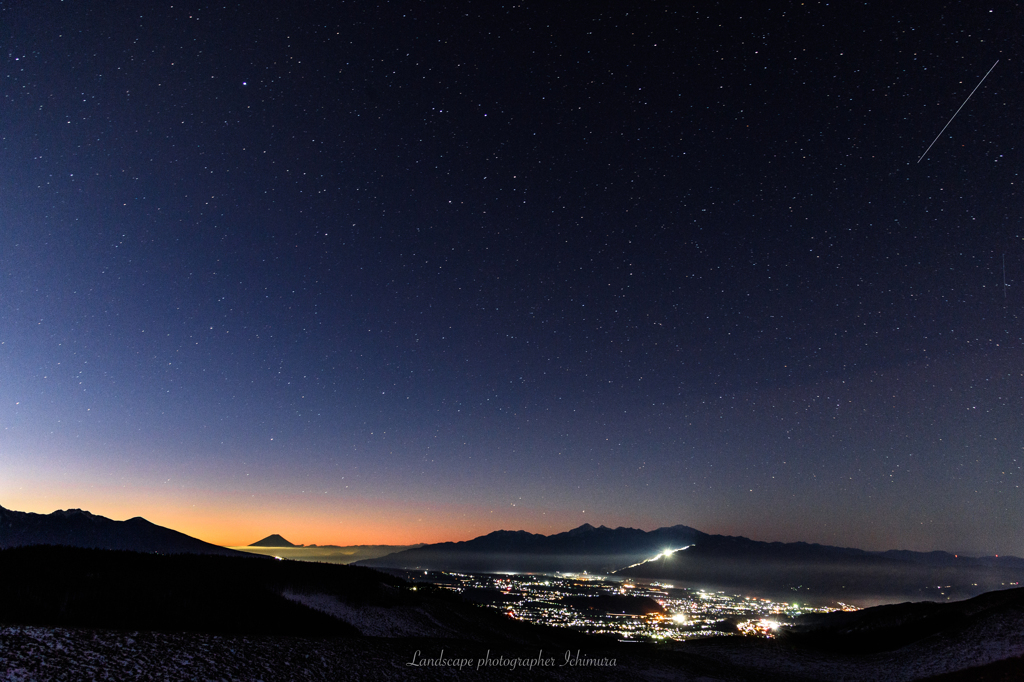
left=917, top=60, right=998, bottom=163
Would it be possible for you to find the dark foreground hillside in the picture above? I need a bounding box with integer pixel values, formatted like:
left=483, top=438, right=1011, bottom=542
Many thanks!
left=0, top=545, right=604, bottom=647
left=0, top=545, right=372, bottom=636
left=782, top=586, right=1024, bottom=655
left=0, top=625, right=774, bottom=682
left=2, top=546, right=1024, bottom=681
left=0, top=547, right=758, bottom=680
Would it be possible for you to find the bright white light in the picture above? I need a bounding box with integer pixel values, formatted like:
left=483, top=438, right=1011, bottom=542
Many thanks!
left=671, top=613, right=687, bottom=623
left=615, top=545, right=691, bottom=572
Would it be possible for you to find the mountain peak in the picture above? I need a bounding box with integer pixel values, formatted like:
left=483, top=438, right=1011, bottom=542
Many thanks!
left=51, top=508, right=98, bottom=519
left=567, top=523, right=597, bottom=535
left=250, top=534, right=297, bottom=547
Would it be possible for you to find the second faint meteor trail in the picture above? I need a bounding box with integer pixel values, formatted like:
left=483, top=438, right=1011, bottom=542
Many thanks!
left=918, top=60, right=999, bottom=163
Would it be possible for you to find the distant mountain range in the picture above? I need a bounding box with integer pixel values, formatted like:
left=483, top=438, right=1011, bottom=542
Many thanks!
left=356, top=523, right=1024, bottom=604
left=0, top=505, right=250, bottom=557
left=356, top=522, right=703, bottom=573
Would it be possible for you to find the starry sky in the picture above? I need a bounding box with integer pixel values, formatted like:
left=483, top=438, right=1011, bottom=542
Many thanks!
left=2, top=1, right=1021, bottom=553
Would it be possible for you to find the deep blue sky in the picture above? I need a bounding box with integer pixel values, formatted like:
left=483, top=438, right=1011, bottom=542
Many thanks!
left=1, top=0, right=1021, bottom=551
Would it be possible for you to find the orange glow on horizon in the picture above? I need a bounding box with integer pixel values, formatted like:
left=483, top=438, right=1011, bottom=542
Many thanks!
left=1, top=488, right=620, bottom=547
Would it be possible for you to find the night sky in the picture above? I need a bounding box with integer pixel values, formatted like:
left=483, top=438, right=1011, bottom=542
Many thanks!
left=2, top=1, right=1021, bottom=553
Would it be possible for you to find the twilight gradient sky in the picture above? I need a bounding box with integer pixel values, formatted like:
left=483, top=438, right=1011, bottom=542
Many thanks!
left=2, top=1, right=1021, bottom=552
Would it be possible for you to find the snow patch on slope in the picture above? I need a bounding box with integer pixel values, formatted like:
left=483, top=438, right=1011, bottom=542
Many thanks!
left=282, top=591, right=460, bottom=638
